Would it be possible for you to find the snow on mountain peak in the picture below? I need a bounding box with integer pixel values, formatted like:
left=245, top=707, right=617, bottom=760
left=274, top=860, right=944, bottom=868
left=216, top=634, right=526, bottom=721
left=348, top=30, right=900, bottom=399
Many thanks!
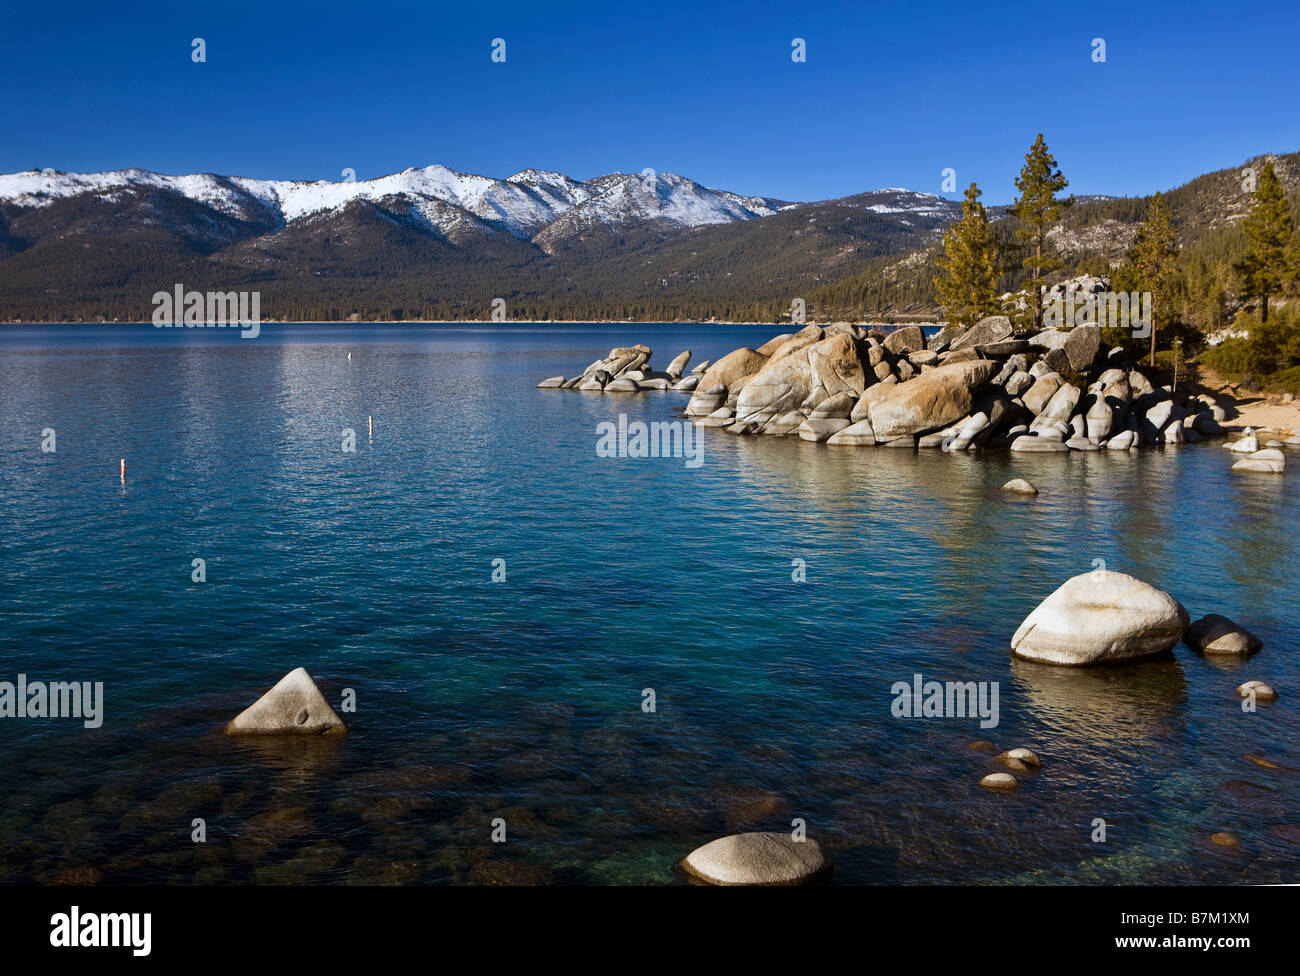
left=0, top=164, right=882, bottom=246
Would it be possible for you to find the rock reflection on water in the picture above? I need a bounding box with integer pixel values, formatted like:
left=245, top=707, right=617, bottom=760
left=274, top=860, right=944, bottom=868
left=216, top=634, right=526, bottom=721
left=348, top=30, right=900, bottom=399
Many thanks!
left=1009, top=657, right=1189, bottom=749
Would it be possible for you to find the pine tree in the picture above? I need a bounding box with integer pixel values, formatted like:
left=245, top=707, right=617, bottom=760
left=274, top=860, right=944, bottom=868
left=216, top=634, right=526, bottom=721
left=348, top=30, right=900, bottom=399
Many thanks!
left=1013, top=134, right=1072, bottom=331
left=1236, top=160, right=1295, bottom=323
left=934, top=182, right=1000, bottom=328
left=1128, top=193, right=1180, bottom=367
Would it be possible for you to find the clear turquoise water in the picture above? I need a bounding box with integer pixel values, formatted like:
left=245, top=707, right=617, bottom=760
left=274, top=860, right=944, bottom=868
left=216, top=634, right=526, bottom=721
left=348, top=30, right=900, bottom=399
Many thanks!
left=0, top=322, right=1297, bottom=885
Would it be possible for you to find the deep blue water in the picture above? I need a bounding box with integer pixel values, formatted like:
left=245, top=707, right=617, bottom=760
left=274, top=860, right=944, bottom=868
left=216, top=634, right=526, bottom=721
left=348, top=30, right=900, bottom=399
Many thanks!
left=0, top=322, right=1297, bottom=885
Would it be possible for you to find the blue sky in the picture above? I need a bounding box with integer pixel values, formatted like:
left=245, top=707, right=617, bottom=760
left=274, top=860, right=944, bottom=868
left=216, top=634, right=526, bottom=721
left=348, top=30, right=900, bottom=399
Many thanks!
left=5, top=0, right=1298, bottom=203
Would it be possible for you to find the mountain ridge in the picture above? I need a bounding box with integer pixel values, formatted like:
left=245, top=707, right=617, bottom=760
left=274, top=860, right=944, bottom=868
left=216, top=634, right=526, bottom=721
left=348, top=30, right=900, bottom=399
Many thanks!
left=1, top=153, right=1294, bottom=323
left=0, top=164, right=803, bottom=247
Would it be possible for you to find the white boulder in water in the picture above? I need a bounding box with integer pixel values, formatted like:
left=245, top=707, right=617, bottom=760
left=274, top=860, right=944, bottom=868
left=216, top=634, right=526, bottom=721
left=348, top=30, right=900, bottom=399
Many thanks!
left=1001, top=478, right=1039, bottom=495
left=665, top=350, right=692, bottom=379
left=1010, top=571, right=1189, bottom=666
left=1227, top=428, right=1259, bottom=453
left=1231, top=448, right=1285, bottom=473
left=979, top=772, right=1020, bottom=791
left=681, top=832, right=831, bottom=886
left=225, top=667, right=347, bottom=736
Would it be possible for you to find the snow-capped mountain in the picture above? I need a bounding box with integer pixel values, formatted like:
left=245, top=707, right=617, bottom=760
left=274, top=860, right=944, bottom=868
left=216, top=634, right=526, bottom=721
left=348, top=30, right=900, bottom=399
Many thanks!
left=837, top=187, right=963, bottom=218
left=532, top=171, right=782, bottom=249
left=0, top=164, right=787, bottom=247
left=0, top=160, right=994, bottom=323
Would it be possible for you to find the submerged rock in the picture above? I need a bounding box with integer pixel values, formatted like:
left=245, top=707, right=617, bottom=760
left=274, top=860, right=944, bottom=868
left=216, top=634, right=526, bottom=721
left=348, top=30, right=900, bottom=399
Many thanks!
left=1232, top=448, right=1285, bottom=473
left=1010, top=571, right=1189, bottom=666
left=681, top=832, right=830, bottom=886
left=979, top=773, right=1020, bottom=791
left=225, top=668, right=347, bottom=736
left=997, top=748, right=1042, bottom=773
left=1001, top=479, right=1039, bottom=495
left=1236, top=680, right=1277, bottom=702
left=1227, top=428, right=1260, bottom=453
left=1185, top=614, right=1263, bottom=656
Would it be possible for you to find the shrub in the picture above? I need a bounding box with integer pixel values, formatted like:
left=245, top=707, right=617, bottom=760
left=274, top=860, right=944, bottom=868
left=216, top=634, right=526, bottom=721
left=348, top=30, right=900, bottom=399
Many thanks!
left=1200, top=306, right=1300, bottom=390
left=1269, top=365, right=1300, bottom=394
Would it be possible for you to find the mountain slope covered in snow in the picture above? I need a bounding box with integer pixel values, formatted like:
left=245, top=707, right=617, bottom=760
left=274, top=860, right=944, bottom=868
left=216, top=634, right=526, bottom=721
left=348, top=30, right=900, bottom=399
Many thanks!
left=0, top=164, right=795, bottom=247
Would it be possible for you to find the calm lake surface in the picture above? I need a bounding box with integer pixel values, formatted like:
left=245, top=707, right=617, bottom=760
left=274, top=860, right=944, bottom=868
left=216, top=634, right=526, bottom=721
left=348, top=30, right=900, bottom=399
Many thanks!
left=1, top=322, right=1297, bottom=885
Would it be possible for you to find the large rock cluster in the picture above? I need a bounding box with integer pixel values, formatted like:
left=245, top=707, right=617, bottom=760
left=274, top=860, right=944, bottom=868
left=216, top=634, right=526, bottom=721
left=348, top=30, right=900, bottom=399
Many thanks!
left=536, top=344, right=704, bottom=393
left=541, top=319, right=1238, bottom=452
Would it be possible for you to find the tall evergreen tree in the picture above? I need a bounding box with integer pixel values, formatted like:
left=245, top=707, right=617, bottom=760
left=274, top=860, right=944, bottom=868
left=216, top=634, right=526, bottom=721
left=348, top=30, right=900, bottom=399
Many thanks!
left=1128, top=192, right=1180, bottom=367
left=934, top=182, right=1001, bottom=328
left=1236, top=159, right=1295, bottom=323
left=1013, top=134, right=1072, bottom=331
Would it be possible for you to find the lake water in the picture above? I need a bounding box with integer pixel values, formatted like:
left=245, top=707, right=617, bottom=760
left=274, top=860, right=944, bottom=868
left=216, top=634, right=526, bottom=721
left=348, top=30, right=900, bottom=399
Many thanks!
left=0, top=322, right=1297, bottom=885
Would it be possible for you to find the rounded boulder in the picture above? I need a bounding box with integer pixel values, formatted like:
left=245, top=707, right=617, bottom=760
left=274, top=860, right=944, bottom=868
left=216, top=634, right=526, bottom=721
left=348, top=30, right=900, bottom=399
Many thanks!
left=681, top=832, right=831, bottom=886
left=1010, top=570, right=1190, bottom=666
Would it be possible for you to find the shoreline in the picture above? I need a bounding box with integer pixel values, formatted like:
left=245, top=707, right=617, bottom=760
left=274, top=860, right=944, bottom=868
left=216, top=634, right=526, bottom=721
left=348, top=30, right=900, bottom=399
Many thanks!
left=5, top=318, right=1293, bottom=436
left=548, top=322, right=1300, bottom=444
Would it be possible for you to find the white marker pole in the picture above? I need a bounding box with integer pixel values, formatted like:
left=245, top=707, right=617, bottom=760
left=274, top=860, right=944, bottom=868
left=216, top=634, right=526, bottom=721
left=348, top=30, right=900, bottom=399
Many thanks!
left=368, top=416, right=373, bottom=439
left=120, top=458, right=126, bottom=483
